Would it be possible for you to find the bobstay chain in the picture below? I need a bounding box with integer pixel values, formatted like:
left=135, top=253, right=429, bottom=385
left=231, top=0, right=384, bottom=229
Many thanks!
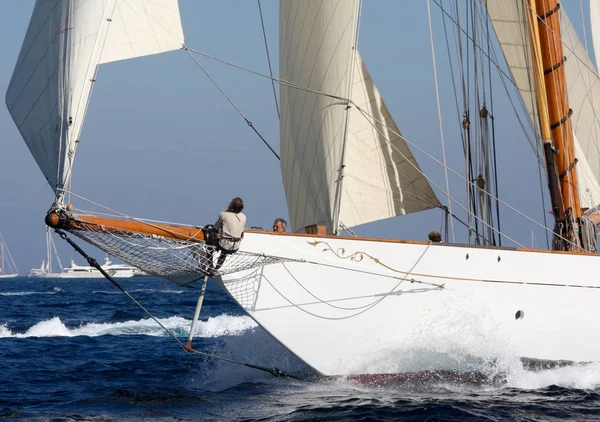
left=54, top=227, right=305, bottom=381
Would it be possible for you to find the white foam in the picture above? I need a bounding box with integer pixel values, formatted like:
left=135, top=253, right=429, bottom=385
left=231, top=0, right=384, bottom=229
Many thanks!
left=0, top=323, right=12, bottom=338
left=331, top=291, right=600, bottom=391
left=0, top=288, right=62, bottom=296
left=507, top=362, right=600, bottom=390
left=196, top=313, right=257, bottom=337
left=0, top=314, right=256, bottom=339
left=92, top=289, right=184, bottom=295
left=23, top=316, right=71, bottom=337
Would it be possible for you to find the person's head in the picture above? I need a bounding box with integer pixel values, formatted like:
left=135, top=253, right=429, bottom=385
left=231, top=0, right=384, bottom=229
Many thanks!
left=226, top=197, right=244, bottom=213
left=273, top=218, right=287, bottom=233
left=428, top=231, right=442, bottom=243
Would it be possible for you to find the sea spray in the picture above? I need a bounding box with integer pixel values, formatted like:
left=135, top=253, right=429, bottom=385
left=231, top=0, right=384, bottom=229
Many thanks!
left=1, top=314, right=256, bottom=339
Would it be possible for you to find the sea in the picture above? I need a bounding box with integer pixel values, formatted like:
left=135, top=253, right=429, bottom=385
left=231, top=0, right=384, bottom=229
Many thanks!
left=1, top=276, right=599, bottom=421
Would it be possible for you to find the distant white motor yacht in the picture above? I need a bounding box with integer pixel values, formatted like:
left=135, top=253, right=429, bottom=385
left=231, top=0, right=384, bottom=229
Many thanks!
left=57, top=256, right=139, bottom=279
left=28, top=229, right=144, bottom=279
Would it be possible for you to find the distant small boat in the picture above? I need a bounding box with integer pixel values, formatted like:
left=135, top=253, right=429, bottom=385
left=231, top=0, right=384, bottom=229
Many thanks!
left=0, top=232, right=18, bottom=279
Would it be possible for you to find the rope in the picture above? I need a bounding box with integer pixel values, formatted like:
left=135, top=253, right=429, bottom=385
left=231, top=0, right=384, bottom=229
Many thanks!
left=351, top=104, right=582, bottom=251
left=260, top=243, right=437, bottom=321
left=352, top=105, right=526, bottom=248
left=184, top=48, right=280, bottom=160
left=54, top=228, right=304, bottom=381
left=184, top=39, right=546, bottom=247
left=257, top=0, right=279, bottom=120
left=435, top=0, right=547, bottom=166
left=184, top=47, right=350, bottom=103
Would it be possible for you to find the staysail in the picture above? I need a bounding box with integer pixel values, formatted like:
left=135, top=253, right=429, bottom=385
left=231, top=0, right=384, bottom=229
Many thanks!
left=280, top=0, right=439, bottom=233
left=341, top=51, right=440, bottom=228
left=486, top=1, right=600, bottom=209
left=5, top=0, right=184, bottom=199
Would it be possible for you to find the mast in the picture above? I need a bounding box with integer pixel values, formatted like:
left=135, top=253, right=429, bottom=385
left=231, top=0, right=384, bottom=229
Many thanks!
left=0, top=234, right=3, bottom=275
left=529, top=0, right=582, bottom=251
left=332, top=2, right=361, bottom=236
left=46, top=228, right=52, bottom=274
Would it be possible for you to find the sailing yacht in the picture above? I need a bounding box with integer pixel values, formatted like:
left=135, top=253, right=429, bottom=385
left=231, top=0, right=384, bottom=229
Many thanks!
left=0, top=233, right=18, bottom=279
left=6, top=0, right=600, bottom=377
left=28, top=228, right=63, bottom=278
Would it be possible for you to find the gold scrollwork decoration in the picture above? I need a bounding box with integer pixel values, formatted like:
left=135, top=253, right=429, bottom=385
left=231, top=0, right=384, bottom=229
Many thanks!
left=307, top=240, right=401, bottom=272
left=306, top=240, right=445, bottom=289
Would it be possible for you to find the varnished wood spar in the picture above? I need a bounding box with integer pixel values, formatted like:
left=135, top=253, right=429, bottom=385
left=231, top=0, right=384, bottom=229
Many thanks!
left=47, top=213, right=205, bottom=242
left=536, top=0, right=582, bottom=242
left=527, top=0, right=564, bottom=223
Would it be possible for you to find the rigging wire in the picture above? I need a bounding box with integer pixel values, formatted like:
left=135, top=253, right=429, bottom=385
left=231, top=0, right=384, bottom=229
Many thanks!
left=54, top=228, right=304, bottom=380
left=438, top=0, right=552, bottom=248
left=427, top=0, right=456, bottom=242
left=257, top=0, right=280, bottom=120
left=483, top=0, right=502, bottom=246
left=351, top=104, right=582, bottom=250
left=184, top=48, right=280, bottom=160
left=185, top=47, right=349, bottom=103
left=580, top=0, right=589, bottom=56
left=184, top=38, right=581, bottom=249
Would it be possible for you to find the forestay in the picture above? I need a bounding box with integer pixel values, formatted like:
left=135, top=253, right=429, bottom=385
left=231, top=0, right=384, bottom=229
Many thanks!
left=5, top=0, right=184, bottom=200
left=486, top=1, right=600, bottom=209
left=280, top=0, right=439, bottom=233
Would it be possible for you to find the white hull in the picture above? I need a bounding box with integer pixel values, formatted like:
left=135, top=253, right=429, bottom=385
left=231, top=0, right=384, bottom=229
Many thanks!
left=0, top=273, right=18, bottom=279
left=219, top=231, right=600, bottom=376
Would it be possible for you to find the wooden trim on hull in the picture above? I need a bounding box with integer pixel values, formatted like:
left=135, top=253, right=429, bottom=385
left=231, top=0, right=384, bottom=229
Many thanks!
left=49, top=214, right=599, bottom=258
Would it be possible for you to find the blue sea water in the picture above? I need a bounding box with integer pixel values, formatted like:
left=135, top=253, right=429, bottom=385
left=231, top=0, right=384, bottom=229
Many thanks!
left=1, top=276, right=600, bottom=421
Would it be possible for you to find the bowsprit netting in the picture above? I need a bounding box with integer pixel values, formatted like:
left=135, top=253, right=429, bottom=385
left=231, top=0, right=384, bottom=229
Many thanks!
left=65, top=217, right=289, bottom=285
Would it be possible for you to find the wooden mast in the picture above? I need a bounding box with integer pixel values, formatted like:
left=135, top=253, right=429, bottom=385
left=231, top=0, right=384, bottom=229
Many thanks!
left=530, top=0, right=582, bottom=251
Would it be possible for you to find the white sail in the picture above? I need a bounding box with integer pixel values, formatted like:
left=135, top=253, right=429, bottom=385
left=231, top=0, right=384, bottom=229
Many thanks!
left=591, top=0, right=600, bottom=67
left=99, top=0, right=184, bottom=64
left=341, top=51, right=440, bottom=228
left=280, top=0, right=439, bottom=233
left=5, top=0, right=184, bottom=197
left=486, top=0, right=539, bottom=129
left=486, top=2, right=600, bottom=209
left=562, top=9, right=600, bottom=209
left=0, top=233, right=18, bottom=277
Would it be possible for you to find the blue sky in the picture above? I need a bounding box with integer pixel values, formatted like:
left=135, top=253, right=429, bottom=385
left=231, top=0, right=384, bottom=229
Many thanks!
left=0, top=1, right=593, bottom=273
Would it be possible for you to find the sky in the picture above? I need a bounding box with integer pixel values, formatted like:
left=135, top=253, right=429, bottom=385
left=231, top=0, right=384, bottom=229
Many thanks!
left=0, top=1, right=594, bottom=273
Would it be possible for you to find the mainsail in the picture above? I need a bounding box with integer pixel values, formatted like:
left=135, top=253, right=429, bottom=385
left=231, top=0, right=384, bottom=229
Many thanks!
left=5, top=0, right=184, bottom=199
left=279, top=0, right=439, bottom=233
left=486, top=1, right=600, bottom=209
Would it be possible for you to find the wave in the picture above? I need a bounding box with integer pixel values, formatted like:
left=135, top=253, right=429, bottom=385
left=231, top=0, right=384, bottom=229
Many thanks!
left=0, top=314, right=256, bottom=339
left=92, top=289, right=184, bottom=295
left=0, top=287, right=64, bottom=296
